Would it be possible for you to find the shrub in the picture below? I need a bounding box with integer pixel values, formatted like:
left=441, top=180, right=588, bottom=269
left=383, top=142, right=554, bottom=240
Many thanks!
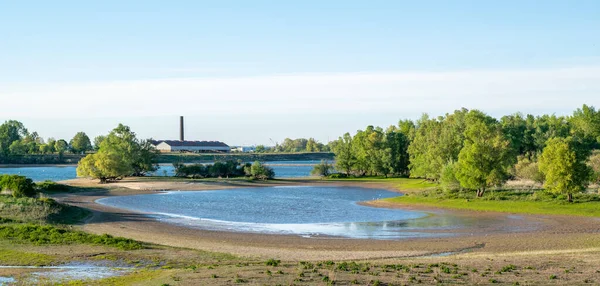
left=311, top=160, right=333, bottom=177
left=250, top=161, right=274, bottom=180
left=265, top=258, right=280, bottom=267
left=0, top=175, right=36, bottom=198
left=440, top=160, right=461, bottom=191
left=588, top=151, right=600, bottom=184
left=36, top=180, right=69, bottom=192
left=514, top=156, right=544, bottom=183
left=328, top=173, right=347, bottom=179
left=0, top=223, right=144, bottom=250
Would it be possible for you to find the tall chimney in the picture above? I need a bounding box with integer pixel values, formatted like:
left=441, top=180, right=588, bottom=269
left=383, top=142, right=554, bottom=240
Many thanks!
left=180, top=116, right=184, bottom=142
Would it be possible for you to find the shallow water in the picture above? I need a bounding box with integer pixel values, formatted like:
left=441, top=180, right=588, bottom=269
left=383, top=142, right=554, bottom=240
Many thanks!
left=0, top=261, right=132, bottom=284
left=0, top=160, right=318, bottom=182
left=95, top=186, right=501, bottom=239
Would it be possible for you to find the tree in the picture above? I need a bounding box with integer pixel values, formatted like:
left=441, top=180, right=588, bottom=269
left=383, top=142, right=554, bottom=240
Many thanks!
left=570, top=104, right=600, bottom=148
left=93, top=135, right=106, bottom=151
left=311, top=160, right=333, bottom=177
left=332, top=133, right=355, bottom=175
left=455, top=111, right=511, bottom=197
left=539, top=137, right=593, bottom=202
left=54, top=139, right=69, bottom=155
left=249, top=161, right=275, bottom=180
left=513, top=156, right=544, bottom=183
left=77, top=151, right=131, bottom=183
left=0, top=120, right=28, bottom=156
left=70, top=132, right=92, bottom=154
left=0, top=174, right=36, bottom=198
left=255, top=145, right=267, bottom=153
left=77, top=124, right=158, bottom=183
left=588, top=151, right=600, bottom=184
left=408, top=109, right=468, bottom=180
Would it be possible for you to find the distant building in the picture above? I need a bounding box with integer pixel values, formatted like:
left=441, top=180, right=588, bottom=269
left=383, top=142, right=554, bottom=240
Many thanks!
left=151, top=140, right=230, bottom=153
left=231, top=146, right=256, bottom=153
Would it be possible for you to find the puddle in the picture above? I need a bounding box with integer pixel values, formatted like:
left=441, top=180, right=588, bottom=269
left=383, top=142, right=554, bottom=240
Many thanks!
left=0, top=261, right=133, bottom=284
left=0, top=277, right=16, bottom=285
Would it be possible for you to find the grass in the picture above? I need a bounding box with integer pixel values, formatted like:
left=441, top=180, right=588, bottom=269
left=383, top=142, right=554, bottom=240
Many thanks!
left=0, top=223, right=144, bottom=250
left=384, top=188, right=600, bottom=217
left=326, top=177, right=437, bottom=191
left=0, top=195, right=90, bottom=224
left=0, top=247, right=56, bottom=266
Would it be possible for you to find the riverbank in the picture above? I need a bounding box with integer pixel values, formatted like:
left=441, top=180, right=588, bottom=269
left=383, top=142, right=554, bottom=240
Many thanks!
left=55, top=178, right=600, bottom=260
left=1, top=177, right=597, bottom=284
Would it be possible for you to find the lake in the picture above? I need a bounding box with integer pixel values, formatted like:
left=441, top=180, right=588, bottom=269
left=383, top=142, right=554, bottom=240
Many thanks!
left=0, top=160, right=321, bottom=182
left=97, top=186, right=478, bottom=239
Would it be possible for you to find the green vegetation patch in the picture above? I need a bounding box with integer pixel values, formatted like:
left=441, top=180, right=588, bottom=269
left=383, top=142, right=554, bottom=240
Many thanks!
left=0, top=247, right=56, bottom=266
left=385, top=189, right=600, bottom=217
left=327, top=177, right=437, bottom=191
left=0, top=195, right=90, bottom=224
left=0, top=223, right=144, bottom=250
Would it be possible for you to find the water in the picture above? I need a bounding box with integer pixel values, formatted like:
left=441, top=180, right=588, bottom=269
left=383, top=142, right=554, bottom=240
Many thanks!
left=0, top=261, right=132, bottom=284
left=0, top=166, right=77, bottom=182
left=97, top=186, right=471, bottom=239
left=0, top=160, right=320, bottom=182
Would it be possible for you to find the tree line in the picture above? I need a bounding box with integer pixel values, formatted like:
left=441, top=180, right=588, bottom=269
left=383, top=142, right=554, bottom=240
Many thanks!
left=0, top=120, right=94, bottom=158
left=252, top=138, right=330, bottom=153
left=330, top=105, right=600, bottom=201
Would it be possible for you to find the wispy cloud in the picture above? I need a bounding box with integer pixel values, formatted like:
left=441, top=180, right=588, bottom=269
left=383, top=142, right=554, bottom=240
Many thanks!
left=1, top=66, right=599, bottom=120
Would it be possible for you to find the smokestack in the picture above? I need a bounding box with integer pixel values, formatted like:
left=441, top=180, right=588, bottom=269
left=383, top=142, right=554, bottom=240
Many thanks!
left=180, top=116, right=184, bottom=142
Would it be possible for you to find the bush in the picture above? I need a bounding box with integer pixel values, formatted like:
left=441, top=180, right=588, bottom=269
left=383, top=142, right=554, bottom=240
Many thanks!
left=514, top=156, right=544, bottom=183
left=36, top=180, right=69, bottom=192
left=0, top=175, right=36, bottom=198
left=439, top=160, right=461, bottom=191
left=588, top=151, right=600, bottom=184
left=328, top=173, right=347, bottom=179
left=173, top=161, right=245, bottom=178
left=0, top=223, right=144, bottom=250
left=250, top=161, right=275, bottom=180
left=311, top=160, right=333, bottom=177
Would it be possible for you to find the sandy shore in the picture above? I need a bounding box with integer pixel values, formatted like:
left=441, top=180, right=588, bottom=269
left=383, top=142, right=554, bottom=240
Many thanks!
left=54, top=178, right=600, bottom=261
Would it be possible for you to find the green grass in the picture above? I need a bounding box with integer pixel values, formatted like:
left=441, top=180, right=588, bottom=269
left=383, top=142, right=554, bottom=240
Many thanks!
left=385, top=191, right=600, bottom=217
left=0, top=247, right=56, bottom=266
left=326, top=177, right=437, bottom=191
left=0, top=223, right=145, bottom=250
left=0, top=195, right=90, bottom=224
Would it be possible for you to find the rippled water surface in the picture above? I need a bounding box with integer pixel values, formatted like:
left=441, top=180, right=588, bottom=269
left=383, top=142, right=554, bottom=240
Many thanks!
left=0, top=161, right=319, bottom=182
left=96, top=186, right=481, bottom=239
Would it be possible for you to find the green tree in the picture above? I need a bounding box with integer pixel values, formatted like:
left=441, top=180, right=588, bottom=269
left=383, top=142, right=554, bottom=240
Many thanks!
left=408, top=109, right=468, bottom=180
left=513, top=156, right=544, bottom=183
left=77, top=150, right=132, bottom=183
left=45, top=138, right=56, bottom=153
left=54, top=139, right=69, bottom=155
left=0, top=175, right=36, bottom=198
left=570, top=104, right=600, bottom=148
left=255, top=145, right=267, bottom=153
left=538, top=137, right=593, bottom=202
left=70, top=132, right=92, bottom=154
left=311, top=160, right=333, bottom=177
left=588, top=151, right=600, bottom=184
left=0, top=120, right=28, bottom=156
left=455, top=111, right=511, bottom=197
left=332, top=133, right=355, bottom=175
left=93, top=135, right=106, bottom=151
left=77, top=124, right=158, bottom=183
left=250, top=161, right=275, bottom=180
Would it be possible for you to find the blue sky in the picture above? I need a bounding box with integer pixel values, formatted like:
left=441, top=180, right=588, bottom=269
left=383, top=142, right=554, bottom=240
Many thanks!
left=1, top=1, right=599, bottom=145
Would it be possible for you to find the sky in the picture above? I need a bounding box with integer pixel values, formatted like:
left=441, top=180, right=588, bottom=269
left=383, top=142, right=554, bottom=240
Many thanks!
left=1, top=0, right=599, bottom=146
